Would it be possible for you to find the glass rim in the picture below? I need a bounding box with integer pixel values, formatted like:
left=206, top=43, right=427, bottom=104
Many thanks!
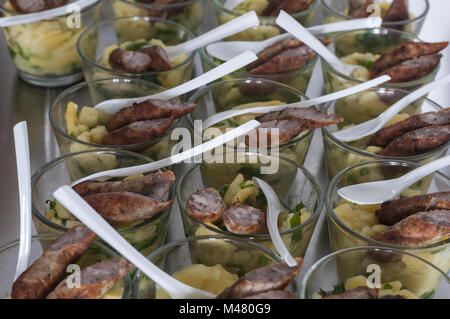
left=321, top=27, right=441, bottom=87
left=320, top=0, right=430, bottom=26
left=176, top=151, right=324, bottom=240
left=31, top=148, right=174, bottom=234
left=299, top=245, right=450, bottom=299
left=118, top=0, right=201, bottom=9
left=49, top=77, right=181, bottom=149
left=321, top=86, right=450, bottom=161
left=325, top=159, right=450, bottom=251
left=0, top=0, right=102, bottom=16
left=186, top=77, right=315, bottom=149
left=76, top=16, right=196, bottom=77
left=0, top=233, right=133, bottom=299
left=210, top=0, right=319, bottom=18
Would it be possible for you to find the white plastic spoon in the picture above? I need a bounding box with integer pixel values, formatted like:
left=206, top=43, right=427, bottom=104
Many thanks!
left=0, top=0, right=98, bottom=27
left=202, top=75, right=391, bottom=129
left=276, top=10, right=363, bottom=76
left=206, top=18, right=381, bottom=61
left=333, top=74, right=450, bottom=142
left=338, top=155, right=450, bottom=205
left=53, top=186, right=215, bottom=299
left=13, top=122, right=32, bottom=280
left=164, top=11, right=259, bottom=60
left=71, top=120, right=260, bottom=186
left=94, top=50, right=258, bottom=115
left=252, top=178, right=297, bottom=267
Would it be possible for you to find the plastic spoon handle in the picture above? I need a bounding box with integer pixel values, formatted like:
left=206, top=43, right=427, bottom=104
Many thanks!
left=71, top=120, right=261, bottom=186
left=13, top=122, right=32, bottom=280
left=276, top=10, right=343, bottom=67
left=307, top=17, right=382, bottom=34
left=165, top=11, right=259, bottom=58
left=202, top=75, right=391, bottom=129
left=398, top=156, right=450, bottom=191
left=95, top=51, right=258, bottom=115
left=0, top=0, right=98, bottom=27
left=253, top=178, right=297, bottom=267
left=53, top=186, right=215, bottom=299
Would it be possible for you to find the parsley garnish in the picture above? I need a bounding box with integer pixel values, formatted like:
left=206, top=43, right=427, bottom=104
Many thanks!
left=318, top=283, right=346, bottom=297
left=219, top=184, right=230, bottom=198
left=46, top=199, right=57, bottom=210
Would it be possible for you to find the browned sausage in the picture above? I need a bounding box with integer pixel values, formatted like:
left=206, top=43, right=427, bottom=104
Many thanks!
left=46, top=258, right=135, bottom=299
left=244, top=290, right=297, bottom=299
left=10, top=0, right=45, bottom=13
left=256, top=107, right=344, bottom=129
left=261, top=0, right=287, bottom=17
left=107, top=99, right=196, bottom=131
left=374, top=210, right=450, bottom=247
left=83, top=192, right=173, bottom=226
left=348, top=0, right=373, bottom=18
left=378, top=54, right=443, bottom=83
left=217, top=258, right=303, bottom=299
left=223, top=202, right=268, bottom=235
left=323, top=286, right=378, bottom=299
left=379, top=295, right=405, bottom=299
left=11, top=225, right=96, bottom=299
left=138, top=46, right=172, bottom=71
left=380, top=124, right=450, bottom=157
left=73, top=171, right=175, bottom=200
left=370, top=108, right=450, bottom=147
left=186, top=188, right=226, bottom=224
left=246, top=119, right=304, bottom=147
left=101, top=118, right=174, bottom=146
left=109, top=48, right=153, bottom=74
left=376, top=192, right=450, bottom=226
left=45, top=0, right=68, bottom=9
left=147, top=0, right=185, bottom=17
left=370, top=42, right=448, bottom=77
left=277, top=0, right=315, bottom=15
left=383, top=0, right=409, bottom=23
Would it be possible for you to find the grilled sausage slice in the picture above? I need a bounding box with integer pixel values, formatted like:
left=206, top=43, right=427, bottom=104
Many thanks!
left=244, top=290, right=297, bottom=299
left=247, top=119, right=304, bottom=147
left=83, top=192, right=173, bottom=226
left=101, top=118, right=174, bottom=146
left=186, top=189, right=226, bottom=224
left=370, top=108, right=450, bottom=147
left=107, top=99, right=196, bottom=131
left=46, top=258, right=135, bottom=299
left=138, top=46, right=172, bottom=71
left=382, top=0, right=409, bottom=23
left=147, top=0, right=184, bottom=17
left=45, top=0, right=68, bottom=9
left=370, top=42, right=448, bottom=77
left=378, top=54, right=443, bottom=83
left=380, top=124, right=450, bottom=157
left=11, top=225, right=96, bottom=299
left=323, top=286, right=378, bottom=299
left=277, top=0, right=315, bottom=15
left=379, top=295, right=406, bottom=299
left=109, top=48, right=153, bottom=74
left=376, top=192, right=450, bottom=226
left=348, top=0, right=373, bottom=18
left=73, top=171, right=175, bottom=200
left=223, top=202, right=268, bottom=235
left=10, top=0, right=45, bottom=13
left=217, top=258, right=303, bottom=299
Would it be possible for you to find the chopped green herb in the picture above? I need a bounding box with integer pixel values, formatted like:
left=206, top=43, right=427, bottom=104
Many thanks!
left=226, top=118, right=240, bottom=127
left=225, top=263, right=245, bottom=277
left=416, top=180, right=423, bottom=187
left=356, top=59, right=374, bottom=69
left=382, top=283, right=393, bottom=290
left=419, top=289, right=435, bottom=299
left=46, top=199, right=57, bottom=210
left=256, top=189, right=267, bottom=207
left=238, top=164, right=261, bottom=179
left=347, top=173, right=358, bottom=185
left=318, top=283, right=345, bottom=297
left=359, top=167, right=370, bottom=176
left=239, top=182, right=254, bottom=189
left=219, top=184, right=230, bottom=198
left=125, top=39, right=150, bottom=51
left=289, top=203, right=304, bottom=242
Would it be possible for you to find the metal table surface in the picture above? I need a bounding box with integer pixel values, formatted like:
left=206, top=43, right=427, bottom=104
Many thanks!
left=0, top=0, right=449, bottom=297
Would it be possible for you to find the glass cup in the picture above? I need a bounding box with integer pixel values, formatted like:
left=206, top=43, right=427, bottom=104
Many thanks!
left=322, top=86, right=449, bottom=180
left=134, top=235, right=299, bottom=298
left=321, top=28, right=441, bottom=93
left=177, top=151, right=323, bottom=259
left=77, top=16, right=195, bottom=89
left=326, top=160, right=450, bottom=275
left=50, top=78, right=180, bottom=160
left=199, top=22, right=318, bottom=93
left=31, top=149, right=174, bottom=256
left=0, top=0, right=103, bottom=87
left=109, top=0, right=205, bottom=34
left=0, top=234, right=132, bottom=299
left=210, top=0, right=319, bottom=40
left=300, top=246, right=450, bottom=299
left=320, top=0, right=429, bottom=36
left=187, top=78, right=315, bottom=165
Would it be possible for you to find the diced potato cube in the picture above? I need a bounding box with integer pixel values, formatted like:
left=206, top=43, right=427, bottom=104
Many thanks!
left=345, top=275, right=367, bottom=291
left=77, top=131, right=91, bottom=143
left=89, top=125, right=108, bottom=144
left=54, top=200, right=73, bottom=220
left=65, top=102, right=78, bottom=136
left=77, top=124, right=89, bottom=134
left=78, top=107, right=101, bottom=128
left=385, top=113, right=409, bottom=127
left=123, top=173, right=145, bottom=181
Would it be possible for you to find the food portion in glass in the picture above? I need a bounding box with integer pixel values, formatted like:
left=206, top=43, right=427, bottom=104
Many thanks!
left=301, top=246, right=450, bottom=299
left=134, top=235, right=302, bottom=299
left=110, top=0, right=205, bottom=34
left=4, top=228, right=133, bottom=299
left=177, top=152, right=323, bottom=259
left=0, top=0, right=102, bottom=87
left=32, top=149, right=174, bottom=255
left=77, top=17, right=195, bottom=89
left=326, top=160, right=450, bottom=277
left=322, top=86, right=449, bottom=179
